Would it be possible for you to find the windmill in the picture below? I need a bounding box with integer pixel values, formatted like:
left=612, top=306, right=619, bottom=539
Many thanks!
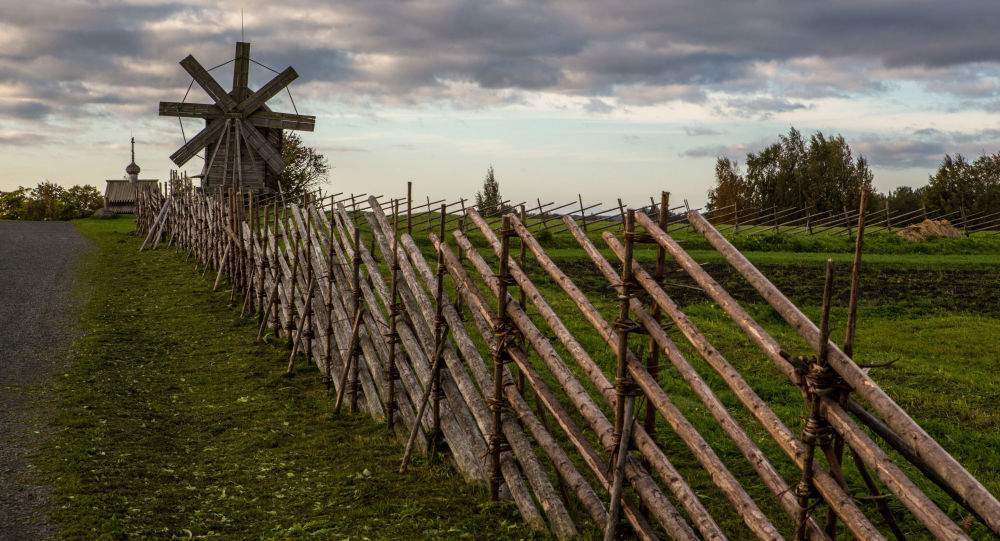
left=159, top=42, right=315, bottom=193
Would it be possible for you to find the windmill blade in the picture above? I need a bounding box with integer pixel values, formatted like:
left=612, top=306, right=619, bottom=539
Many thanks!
left=170, top=120, right=226, bottom=166
left=239, top=119, right=284, bottom=174
left=247, top=111, right=315, bottom=131
left=180, top=55, right=238, bottom=112
left=236, top=66, right=298, bottom=114
left=159, top=102, right=221, bottom=119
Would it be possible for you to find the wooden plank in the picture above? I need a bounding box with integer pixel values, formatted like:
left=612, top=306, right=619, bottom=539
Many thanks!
left=237, top=66, right=298, bottom=114
left=159, top=102, right=221, bottom=118
left=233, top=42, right=251, bottom=102
left=170, top=120, right=225, bottom=167
left=180, top=55, right=237, bottom=111
left=240, top=120, right=284, bottom=174
left=248, top=111, right=316, bottom=131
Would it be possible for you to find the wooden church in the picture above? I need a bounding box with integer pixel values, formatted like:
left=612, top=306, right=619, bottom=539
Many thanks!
left=102, top=138, right=159, bottom=214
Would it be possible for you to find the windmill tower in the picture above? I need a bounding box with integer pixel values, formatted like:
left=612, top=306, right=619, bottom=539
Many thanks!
left=159, top=42, right=316, bottom=193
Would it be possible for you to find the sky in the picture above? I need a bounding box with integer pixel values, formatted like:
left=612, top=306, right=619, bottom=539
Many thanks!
left=3, top=1, right=1000, bottom=207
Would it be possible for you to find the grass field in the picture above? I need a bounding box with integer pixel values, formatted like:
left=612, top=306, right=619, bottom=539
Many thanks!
left=37, top=214, right=999, bottom=539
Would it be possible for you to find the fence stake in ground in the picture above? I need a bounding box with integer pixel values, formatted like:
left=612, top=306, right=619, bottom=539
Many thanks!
left=605, top=209, right=639, bottom=540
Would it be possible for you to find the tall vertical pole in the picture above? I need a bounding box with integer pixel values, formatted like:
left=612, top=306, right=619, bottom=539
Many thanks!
left=430, top=204, right=449, bottom=454
left=578, top=194, right=587, bottom=232
left=407, top=181, right=413, bottom=235
left=349, top=223, right=362, bottom=413
left=385, top=200, right=402, bottom=424
left=796, top=260, right=835, bottom=541
left=516, top=204, right=528, bottom=395
left=605, top=209, right=637, bottom=540
left=644, top=192, right=668, bottom=435
left=325, top=198, right=336, bottom=388
left=489, top=215, right=514, bottom=501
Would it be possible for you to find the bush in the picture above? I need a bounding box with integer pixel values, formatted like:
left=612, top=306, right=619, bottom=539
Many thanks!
left=0, top=182, right=104, bottom=220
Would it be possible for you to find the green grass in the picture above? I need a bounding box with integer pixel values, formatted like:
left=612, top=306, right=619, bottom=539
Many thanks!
left=37, top=216, right=537, bottom=539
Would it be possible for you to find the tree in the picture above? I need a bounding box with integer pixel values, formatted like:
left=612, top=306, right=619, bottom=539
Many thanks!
left=279, top=132, right=329, bottom=199
left=0, top=182, right=104, bottom=220
left=706, top=127, right=873, bottom=214
left=923, top=153, right=1000, bottom=215
left=885, top=185, right=924, bottom=215
left=475, top=165, right=501, bottom=216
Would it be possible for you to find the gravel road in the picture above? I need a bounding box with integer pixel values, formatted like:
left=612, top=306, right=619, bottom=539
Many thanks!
left=0, top=221, right=92, bottom=539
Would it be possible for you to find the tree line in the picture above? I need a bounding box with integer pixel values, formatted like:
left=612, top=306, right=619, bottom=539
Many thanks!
left=706, top=127, right=1000, bottom=217
left=0, top=182, right=104, bottom=220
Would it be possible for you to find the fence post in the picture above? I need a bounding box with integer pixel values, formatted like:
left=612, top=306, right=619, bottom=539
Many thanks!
left=605, top=209, right=638, bottom=540
left=406, top=181, right=413, bottom=235
left=578, top=194, right=587, bottom=232
left=385, top=200, right=402, bottom=426
left=644, top=192, right=668, bottom=435
left=490, top=215, right=514, bottom=501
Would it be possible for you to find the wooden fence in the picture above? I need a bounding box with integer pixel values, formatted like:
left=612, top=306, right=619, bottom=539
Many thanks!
left=135, top=181, right=999, bottom=539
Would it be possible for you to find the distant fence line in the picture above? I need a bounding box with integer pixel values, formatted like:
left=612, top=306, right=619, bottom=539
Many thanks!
left=134, top=179, right=999, bottom=539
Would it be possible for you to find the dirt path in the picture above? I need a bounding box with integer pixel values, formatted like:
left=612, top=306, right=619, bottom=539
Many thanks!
left=0, top=221, right=92, bottom=539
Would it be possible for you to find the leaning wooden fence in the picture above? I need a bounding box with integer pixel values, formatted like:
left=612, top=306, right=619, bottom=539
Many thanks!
left=135, top=181, right=999, bottom=539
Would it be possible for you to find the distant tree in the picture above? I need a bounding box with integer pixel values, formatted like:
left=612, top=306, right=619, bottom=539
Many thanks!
left=279, top=133, right=329, bottom=200
left=707, top=127, right=874, bottom=213
left=0, top=187, right=30, bottom=220
left=0, top=182, right=104, bottom=220
left=64, top=185, right=104, bottom=217
left=885, top=185, right=925, bottom=215
left=475, top=165, right=502, bottom=216
left=923, top=153, right=1000, bottom=215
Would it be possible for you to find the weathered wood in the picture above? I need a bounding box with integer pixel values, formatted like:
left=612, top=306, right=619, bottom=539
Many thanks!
left=684, top=210, right=997, bottom=536
left=499, top=212, right=780, bottom=540
left=452, top=228, right=696, bottom=540
left=179, top=54, right=237, bottom=111
left=237, top=66, right=298, bottom=114
left=365, top=200, right=553, bottom=532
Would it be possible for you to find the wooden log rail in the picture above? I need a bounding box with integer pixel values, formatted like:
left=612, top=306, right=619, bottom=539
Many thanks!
left=134, top=181, right=999, bottom=539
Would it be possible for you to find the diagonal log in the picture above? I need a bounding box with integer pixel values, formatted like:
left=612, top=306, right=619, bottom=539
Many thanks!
left=239, top=119, right=284, bottom=174
left=593, top=225, right=879, bottom=539
left=562, top=219, right=830, bottom=537
left=180, top=55, right=237, bottom=111
left=170, top=120, right=226, bottom=167
left=362, top=201, right=546, bottom=529
left=452, top=228, right=697, bottom=540
left=638, top=210, right=971, bottom=540
left=237, top=66, right=298, bottom=114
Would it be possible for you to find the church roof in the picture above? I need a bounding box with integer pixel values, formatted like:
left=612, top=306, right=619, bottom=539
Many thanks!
left=104, top=179, right=159, bottom=203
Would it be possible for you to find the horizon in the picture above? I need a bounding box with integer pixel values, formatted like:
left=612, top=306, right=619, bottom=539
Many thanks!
left=3, top=2, right=1000, bottom=207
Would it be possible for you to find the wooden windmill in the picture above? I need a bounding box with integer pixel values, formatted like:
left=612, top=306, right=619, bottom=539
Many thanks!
left=159, top=42, right=315, bottom=193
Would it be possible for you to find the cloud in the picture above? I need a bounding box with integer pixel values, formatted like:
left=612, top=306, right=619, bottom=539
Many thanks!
left=715, top=96, right=811, bottom=119
left=583, top=98, right=614, bottom=113
left=683, top=126, right=724, bottom=136
left=856, top=128, right=1000, bottom=168
left=5, top=0, right=1000, bottom=126
left=680, top=142, right=762, bottom=160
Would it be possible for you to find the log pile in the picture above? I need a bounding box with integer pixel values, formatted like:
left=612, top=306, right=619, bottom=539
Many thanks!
left=136, top=181, right=999, bottom=539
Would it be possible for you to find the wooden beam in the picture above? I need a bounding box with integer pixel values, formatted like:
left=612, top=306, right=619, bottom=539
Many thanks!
left=169, top=120, right=226, bottom=166
left=180, top=55, right=237, bottom=111
left=159, top=102, right=221, bottom=119
left=232, top=42, right=251, bottom=102
left=239, top=120, right=284, bottom=173
left=237, top=66, right=297, bottom=114
left=247, top=111, right=315, bottom=131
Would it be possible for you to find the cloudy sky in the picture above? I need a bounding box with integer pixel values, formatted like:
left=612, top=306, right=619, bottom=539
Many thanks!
left=3, top=1, right=1000, bottom=206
